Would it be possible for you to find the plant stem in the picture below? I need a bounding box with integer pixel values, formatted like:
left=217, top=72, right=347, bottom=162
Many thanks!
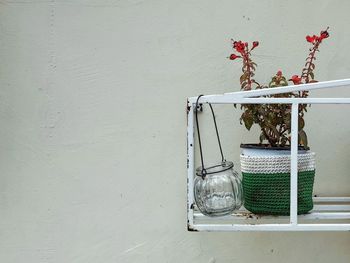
left=302, top=41, right=320, bottom=84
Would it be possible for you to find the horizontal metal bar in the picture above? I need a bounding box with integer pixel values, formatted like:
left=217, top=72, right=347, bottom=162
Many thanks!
left=189, top=97, right=350, bottom=104
left=188, top=79, right=350, bottom=103
left=314, top=197, right=350, bottom=203
left=192, top=223, right=350, bottom=232
left=194, top=212, right=350, bottom=221
left=193, top=198, right=350, bottom=224
left=313, top=205, right=350, bottom=211
left=307, top=212, right=350, bottom=219
left=193, top=205, right=350, bottom=214
left=192, top=198, right=350, bottom=213
left=224, top=79, right=350, bottom=98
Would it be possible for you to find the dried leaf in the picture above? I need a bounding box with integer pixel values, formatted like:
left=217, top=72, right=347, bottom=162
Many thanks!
left=298, top=117, right=305, bottom=131
left=240, top=72, right=248, bottom=83
left=298, top=130, right=308, bottom=147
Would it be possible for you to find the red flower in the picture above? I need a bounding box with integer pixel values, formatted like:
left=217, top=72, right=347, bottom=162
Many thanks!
left=276, top=70, right=282, bottom=76
left=289, top=75, right=302, bottom=85
left=320, top=29, right=329, bottom=40
left=252, top=41, right=259, bottom=50
left=306, top=29, right=329, bottom=43
left=233, top=41, right=245, bottom=53
left=306, top=35, right=315, bottom=43
left=229, top=54, right=241, bottom=60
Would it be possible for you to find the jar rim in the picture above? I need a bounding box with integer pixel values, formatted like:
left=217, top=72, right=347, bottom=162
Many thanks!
left=196, top=161, right=234, bottom=176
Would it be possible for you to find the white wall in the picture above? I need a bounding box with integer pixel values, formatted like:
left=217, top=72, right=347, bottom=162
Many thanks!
left=1, top=0, right=350, bottom=262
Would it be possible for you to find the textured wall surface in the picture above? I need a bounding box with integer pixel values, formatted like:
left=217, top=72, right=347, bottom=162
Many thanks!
left=1, top=0, right=350, bottom=262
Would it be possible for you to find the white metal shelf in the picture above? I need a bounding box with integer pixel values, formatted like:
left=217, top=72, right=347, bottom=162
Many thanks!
left=194, top=197, right=350, bottom=222
left=191, top=196, right=350, bottom=231
left=187, top=79, right=350, bottom=232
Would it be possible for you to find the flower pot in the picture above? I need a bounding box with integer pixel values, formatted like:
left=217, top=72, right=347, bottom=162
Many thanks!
left=240, top=144, right=316, bottom=215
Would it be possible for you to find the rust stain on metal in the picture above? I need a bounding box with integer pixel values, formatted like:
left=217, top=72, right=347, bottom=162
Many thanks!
left=238, top=212, right=262, bottom=220
left=187, top=223, right=199, bottom=232
left=186, top=99, right=191, bottom=116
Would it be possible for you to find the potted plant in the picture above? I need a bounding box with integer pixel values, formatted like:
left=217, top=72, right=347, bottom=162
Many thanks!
left=229, top=28, right=330, bottom=215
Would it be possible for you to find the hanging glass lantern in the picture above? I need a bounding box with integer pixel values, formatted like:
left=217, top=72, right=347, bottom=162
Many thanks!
left=194, top=161, right=243, bottom=217
left=193, top=95, right=243, bottom=217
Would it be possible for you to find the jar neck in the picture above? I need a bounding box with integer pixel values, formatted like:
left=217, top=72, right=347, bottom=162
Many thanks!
left=196, top=161, right=233, bottom=177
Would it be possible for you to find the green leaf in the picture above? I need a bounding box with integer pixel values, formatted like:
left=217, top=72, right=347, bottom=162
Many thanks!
left=284, top=113, right=291, bottom=126
left=309, top=71, right=314, bottom=80
left=244, top=118, right=253, bottom=130
left=243, top=113, right=254, bottom=130
left=259, top=132, right=266, bottom=143
left=281, top=79, right=288, bottom=86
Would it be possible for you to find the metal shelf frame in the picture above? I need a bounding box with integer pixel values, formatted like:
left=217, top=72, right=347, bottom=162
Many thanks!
left=187, top=79, right=350, bottom=232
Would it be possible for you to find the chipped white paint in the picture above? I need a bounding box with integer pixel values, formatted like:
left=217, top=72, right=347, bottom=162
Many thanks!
left=1, top=0, right=350, bottom=262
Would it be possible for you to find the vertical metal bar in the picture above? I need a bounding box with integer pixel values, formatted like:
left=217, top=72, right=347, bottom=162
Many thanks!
left=187, top=101, right=195, bottom=229
left=290, top=103, right=299, bottom=225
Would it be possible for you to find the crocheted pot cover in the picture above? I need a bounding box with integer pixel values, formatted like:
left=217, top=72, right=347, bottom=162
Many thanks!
left=240, top=152, right=316, bottom=215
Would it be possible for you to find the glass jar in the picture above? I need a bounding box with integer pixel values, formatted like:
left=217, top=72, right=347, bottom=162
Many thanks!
left=194, top=161, right=243, bottom=217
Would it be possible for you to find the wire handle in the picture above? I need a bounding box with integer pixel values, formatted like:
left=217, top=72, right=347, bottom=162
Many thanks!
left=195, top=95, right=226, bottom=178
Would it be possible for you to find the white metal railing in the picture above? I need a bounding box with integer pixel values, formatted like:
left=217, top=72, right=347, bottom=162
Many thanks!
left=187, top=79, right=350, bottom=231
